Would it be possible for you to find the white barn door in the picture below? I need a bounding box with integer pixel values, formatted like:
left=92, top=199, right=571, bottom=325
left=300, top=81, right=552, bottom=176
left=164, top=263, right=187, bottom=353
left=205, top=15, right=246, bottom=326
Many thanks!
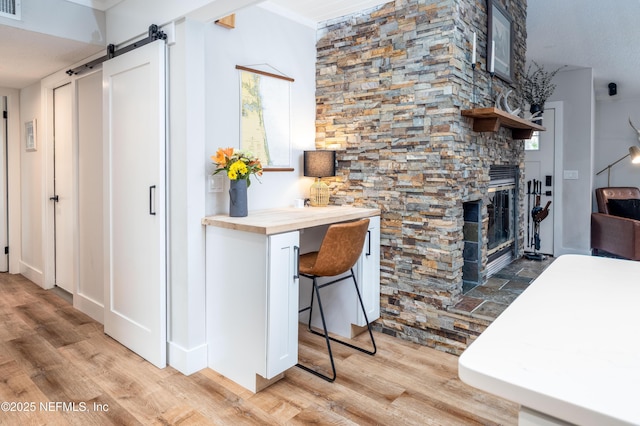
left=103, top=40, right=167, bottom=368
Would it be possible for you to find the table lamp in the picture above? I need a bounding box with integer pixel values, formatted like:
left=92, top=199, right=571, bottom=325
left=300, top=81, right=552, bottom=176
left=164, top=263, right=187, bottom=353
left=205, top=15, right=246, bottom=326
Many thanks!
left=596, top=146, right=640, bottom=186
left=304, top=150, right=336, bottom=207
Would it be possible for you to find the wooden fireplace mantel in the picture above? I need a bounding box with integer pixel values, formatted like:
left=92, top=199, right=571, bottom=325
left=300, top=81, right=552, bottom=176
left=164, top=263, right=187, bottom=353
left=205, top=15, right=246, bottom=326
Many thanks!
left=461, top=107, right=546, bottom=140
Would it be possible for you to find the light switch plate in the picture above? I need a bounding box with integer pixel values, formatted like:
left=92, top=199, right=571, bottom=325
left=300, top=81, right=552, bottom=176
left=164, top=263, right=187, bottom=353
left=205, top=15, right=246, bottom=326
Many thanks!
left=563, top=170, right=579, bottom=180
left=208, top=175, right=224, bottom=193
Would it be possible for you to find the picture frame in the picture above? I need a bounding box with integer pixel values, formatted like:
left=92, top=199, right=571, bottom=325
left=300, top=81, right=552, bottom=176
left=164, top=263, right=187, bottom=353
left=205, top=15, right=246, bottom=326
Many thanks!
left=25, top=119, right=36, bottom=151
left=488, top=0, right=514, bottom=83
left=237, top=65, right=294, bottom=171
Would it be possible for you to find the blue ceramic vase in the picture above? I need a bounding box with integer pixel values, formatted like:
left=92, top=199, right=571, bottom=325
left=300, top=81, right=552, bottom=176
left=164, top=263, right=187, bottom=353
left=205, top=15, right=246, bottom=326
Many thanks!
left=229, top=179, right=248, bottom=217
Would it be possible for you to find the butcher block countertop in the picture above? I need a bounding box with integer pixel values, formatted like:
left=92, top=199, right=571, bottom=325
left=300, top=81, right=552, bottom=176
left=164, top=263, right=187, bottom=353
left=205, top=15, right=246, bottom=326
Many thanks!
left=202, top=206, right=380, bottom=235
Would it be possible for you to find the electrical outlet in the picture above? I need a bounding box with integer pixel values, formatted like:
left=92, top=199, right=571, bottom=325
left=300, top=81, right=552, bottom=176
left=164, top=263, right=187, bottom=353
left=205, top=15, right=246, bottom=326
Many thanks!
left=563, top=170, right=579, bottom=180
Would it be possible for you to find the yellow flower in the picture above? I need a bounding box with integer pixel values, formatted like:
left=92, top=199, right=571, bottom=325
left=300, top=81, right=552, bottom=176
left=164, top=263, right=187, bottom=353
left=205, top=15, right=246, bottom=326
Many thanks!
left=229, top=160, right=248, bottom=177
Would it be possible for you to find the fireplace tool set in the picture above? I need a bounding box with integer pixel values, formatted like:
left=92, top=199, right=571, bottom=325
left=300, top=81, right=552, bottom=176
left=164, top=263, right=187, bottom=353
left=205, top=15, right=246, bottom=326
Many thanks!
left=525, top=179, right=551, bottom=261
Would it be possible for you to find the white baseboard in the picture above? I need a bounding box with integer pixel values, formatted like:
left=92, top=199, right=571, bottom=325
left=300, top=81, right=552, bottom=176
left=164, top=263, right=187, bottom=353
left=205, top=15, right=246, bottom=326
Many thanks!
left=168, top=341, right=207, bottom=375
left=19, top=261, right=46, bottom=288
left=74, top=293, right=104, bottom=324
left=555, top=248, right=591, bottom=257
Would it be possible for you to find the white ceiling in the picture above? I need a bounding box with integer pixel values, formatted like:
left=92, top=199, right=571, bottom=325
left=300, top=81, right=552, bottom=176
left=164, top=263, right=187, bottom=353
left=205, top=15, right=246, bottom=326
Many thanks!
left=526, top=0, right=640, bottom=101
left=0, top=25, right=104, bottom=89
left=64, top=0, right=123, bottom=11
left=1, top=0, right=639, bottom=101
left=0, top=0, right=121, bottom=89
left=266, top=0, right=389, bottom=24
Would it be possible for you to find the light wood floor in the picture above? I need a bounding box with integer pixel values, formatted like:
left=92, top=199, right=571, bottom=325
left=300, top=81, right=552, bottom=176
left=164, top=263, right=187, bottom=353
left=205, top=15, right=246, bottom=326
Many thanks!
left=0, top=273, right=517, bottom=425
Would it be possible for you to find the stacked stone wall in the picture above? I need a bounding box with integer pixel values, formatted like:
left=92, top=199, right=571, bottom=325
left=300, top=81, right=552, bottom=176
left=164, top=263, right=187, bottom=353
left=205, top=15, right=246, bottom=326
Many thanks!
left=316, top=0, right=528, bottom=353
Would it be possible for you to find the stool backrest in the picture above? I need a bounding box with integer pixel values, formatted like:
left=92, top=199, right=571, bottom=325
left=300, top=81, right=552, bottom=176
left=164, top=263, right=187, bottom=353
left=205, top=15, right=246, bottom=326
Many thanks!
left=311, top=218, right=370, bottom=277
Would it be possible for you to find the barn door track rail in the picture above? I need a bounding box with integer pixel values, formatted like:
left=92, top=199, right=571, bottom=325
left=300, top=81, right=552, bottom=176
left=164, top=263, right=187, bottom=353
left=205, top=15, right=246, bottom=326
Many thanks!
left=66, top=24, right=167, bottom=76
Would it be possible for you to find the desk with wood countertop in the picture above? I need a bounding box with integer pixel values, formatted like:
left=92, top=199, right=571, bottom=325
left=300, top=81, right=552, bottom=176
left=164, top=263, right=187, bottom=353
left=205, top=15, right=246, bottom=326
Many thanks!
left=202, top=205, right=381, bottom=234
left=458, top=254, right=640, bottom=426
left=202, top=206, right=381, bottom=392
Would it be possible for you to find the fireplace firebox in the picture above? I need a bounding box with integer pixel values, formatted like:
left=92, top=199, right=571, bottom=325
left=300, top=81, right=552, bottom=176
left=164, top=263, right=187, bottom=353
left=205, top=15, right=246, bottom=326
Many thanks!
left=462, top=166, right=519, bottom=291
left=487, top=165, right=518, bottom=276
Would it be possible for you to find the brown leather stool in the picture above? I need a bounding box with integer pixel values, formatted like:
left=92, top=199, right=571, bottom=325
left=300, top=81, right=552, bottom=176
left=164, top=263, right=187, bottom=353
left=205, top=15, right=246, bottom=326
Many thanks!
left=296, top=218, right=377, bottom=382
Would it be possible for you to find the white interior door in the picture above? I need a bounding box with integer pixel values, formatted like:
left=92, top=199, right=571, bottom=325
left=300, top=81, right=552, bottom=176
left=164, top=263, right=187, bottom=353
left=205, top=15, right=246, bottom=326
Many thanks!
left=525, top=106, right=557, bottom=255
left=103, top=40, right=167, bottom=368
left=0, top=96, right=7, bottom=272
left=53, top=84, right=74, bottom=292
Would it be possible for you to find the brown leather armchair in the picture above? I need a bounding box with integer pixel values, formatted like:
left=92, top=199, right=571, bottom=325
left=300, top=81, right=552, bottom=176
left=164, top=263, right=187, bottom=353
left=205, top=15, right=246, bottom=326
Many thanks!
left=591, top=187, right=640, bottom=260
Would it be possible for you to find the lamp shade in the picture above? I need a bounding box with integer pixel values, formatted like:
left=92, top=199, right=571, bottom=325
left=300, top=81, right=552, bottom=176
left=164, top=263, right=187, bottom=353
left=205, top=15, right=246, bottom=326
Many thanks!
left=304, top=150, right=336, bottom=178
left=595, top=145, right=640, bottom=186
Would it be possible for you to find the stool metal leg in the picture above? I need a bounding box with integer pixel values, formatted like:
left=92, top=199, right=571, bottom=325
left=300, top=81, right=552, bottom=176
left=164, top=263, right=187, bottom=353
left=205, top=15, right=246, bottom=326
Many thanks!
left=306, top=279, right=316, bottom=332
left=311, top=269, right=376, bottom=356
left=296, top=277, right=337, bottom=382
left=296, top=269, right=377, bottom=382
left=349, top=269, right=377, bottom=356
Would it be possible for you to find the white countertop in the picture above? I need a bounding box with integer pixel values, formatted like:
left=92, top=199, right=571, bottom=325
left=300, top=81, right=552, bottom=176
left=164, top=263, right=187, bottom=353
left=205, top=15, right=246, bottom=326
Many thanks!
left=458, top=254, right=640, bottom=426
left=202, top=205, right=380, bottom=235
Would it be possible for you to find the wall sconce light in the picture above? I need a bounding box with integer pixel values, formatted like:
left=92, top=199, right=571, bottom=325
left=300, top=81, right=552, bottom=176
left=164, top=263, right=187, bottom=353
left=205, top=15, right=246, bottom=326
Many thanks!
left=303, top=150, right=336, bottom=207
left=596, top=146, right=640, bottom=186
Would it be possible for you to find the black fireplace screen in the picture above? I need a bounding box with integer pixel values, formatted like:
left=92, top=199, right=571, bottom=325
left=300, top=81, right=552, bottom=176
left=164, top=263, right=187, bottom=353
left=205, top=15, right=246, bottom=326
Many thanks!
left=487, top=184, right=515, bottom=256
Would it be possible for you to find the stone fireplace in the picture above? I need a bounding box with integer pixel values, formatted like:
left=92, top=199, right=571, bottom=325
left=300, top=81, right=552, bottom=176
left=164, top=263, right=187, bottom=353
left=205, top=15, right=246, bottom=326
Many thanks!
left=315, top=0, right=528, bottom=354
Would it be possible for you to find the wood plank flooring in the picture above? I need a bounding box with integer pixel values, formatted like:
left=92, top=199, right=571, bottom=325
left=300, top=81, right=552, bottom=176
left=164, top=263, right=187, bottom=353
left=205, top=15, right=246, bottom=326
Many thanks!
left=0, top=273, right=517, bottom=425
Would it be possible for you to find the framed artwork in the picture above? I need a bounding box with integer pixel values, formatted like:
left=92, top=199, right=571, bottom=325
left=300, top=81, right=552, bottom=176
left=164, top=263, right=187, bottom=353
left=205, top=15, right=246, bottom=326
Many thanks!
left=237, top=65, right=294, bottom=171
left=488, top=0, right=514, bottom=83
left=25, top=119, right=36, bottom=151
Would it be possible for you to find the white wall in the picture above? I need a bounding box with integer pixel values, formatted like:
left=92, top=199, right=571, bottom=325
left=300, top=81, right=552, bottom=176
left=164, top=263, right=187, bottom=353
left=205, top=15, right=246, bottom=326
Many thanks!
left=166, top=17, right=208, bottom=374
left=19, top=82, right=44, bottom=284
left=594, top=97, right=640, bottom=194
left=106, top=0, right=261, bottom=44
left=548, top=68, right=594, bottom=255
left=205, top=5, right=317, bottom=215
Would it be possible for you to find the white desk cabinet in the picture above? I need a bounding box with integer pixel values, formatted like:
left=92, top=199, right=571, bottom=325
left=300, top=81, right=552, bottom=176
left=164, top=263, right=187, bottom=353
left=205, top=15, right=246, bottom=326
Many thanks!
left=203, top=206, right=381, bottom=392
left=206, top=227, right=299, bottom=392
left=265, top=231, right=299, bottom=378
left=357, top=215, right=381, bottom=327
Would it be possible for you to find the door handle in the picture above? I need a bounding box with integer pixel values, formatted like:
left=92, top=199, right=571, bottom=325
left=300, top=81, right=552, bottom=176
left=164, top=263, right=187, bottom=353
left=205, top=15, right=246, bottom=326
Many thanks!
left=149, top=185, right=156, bottom=216
left=366, top=230, right=371, bottom=256
left=293, top=245, right=300, bottom=280
left=49, top=195, right=59, bottom=202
